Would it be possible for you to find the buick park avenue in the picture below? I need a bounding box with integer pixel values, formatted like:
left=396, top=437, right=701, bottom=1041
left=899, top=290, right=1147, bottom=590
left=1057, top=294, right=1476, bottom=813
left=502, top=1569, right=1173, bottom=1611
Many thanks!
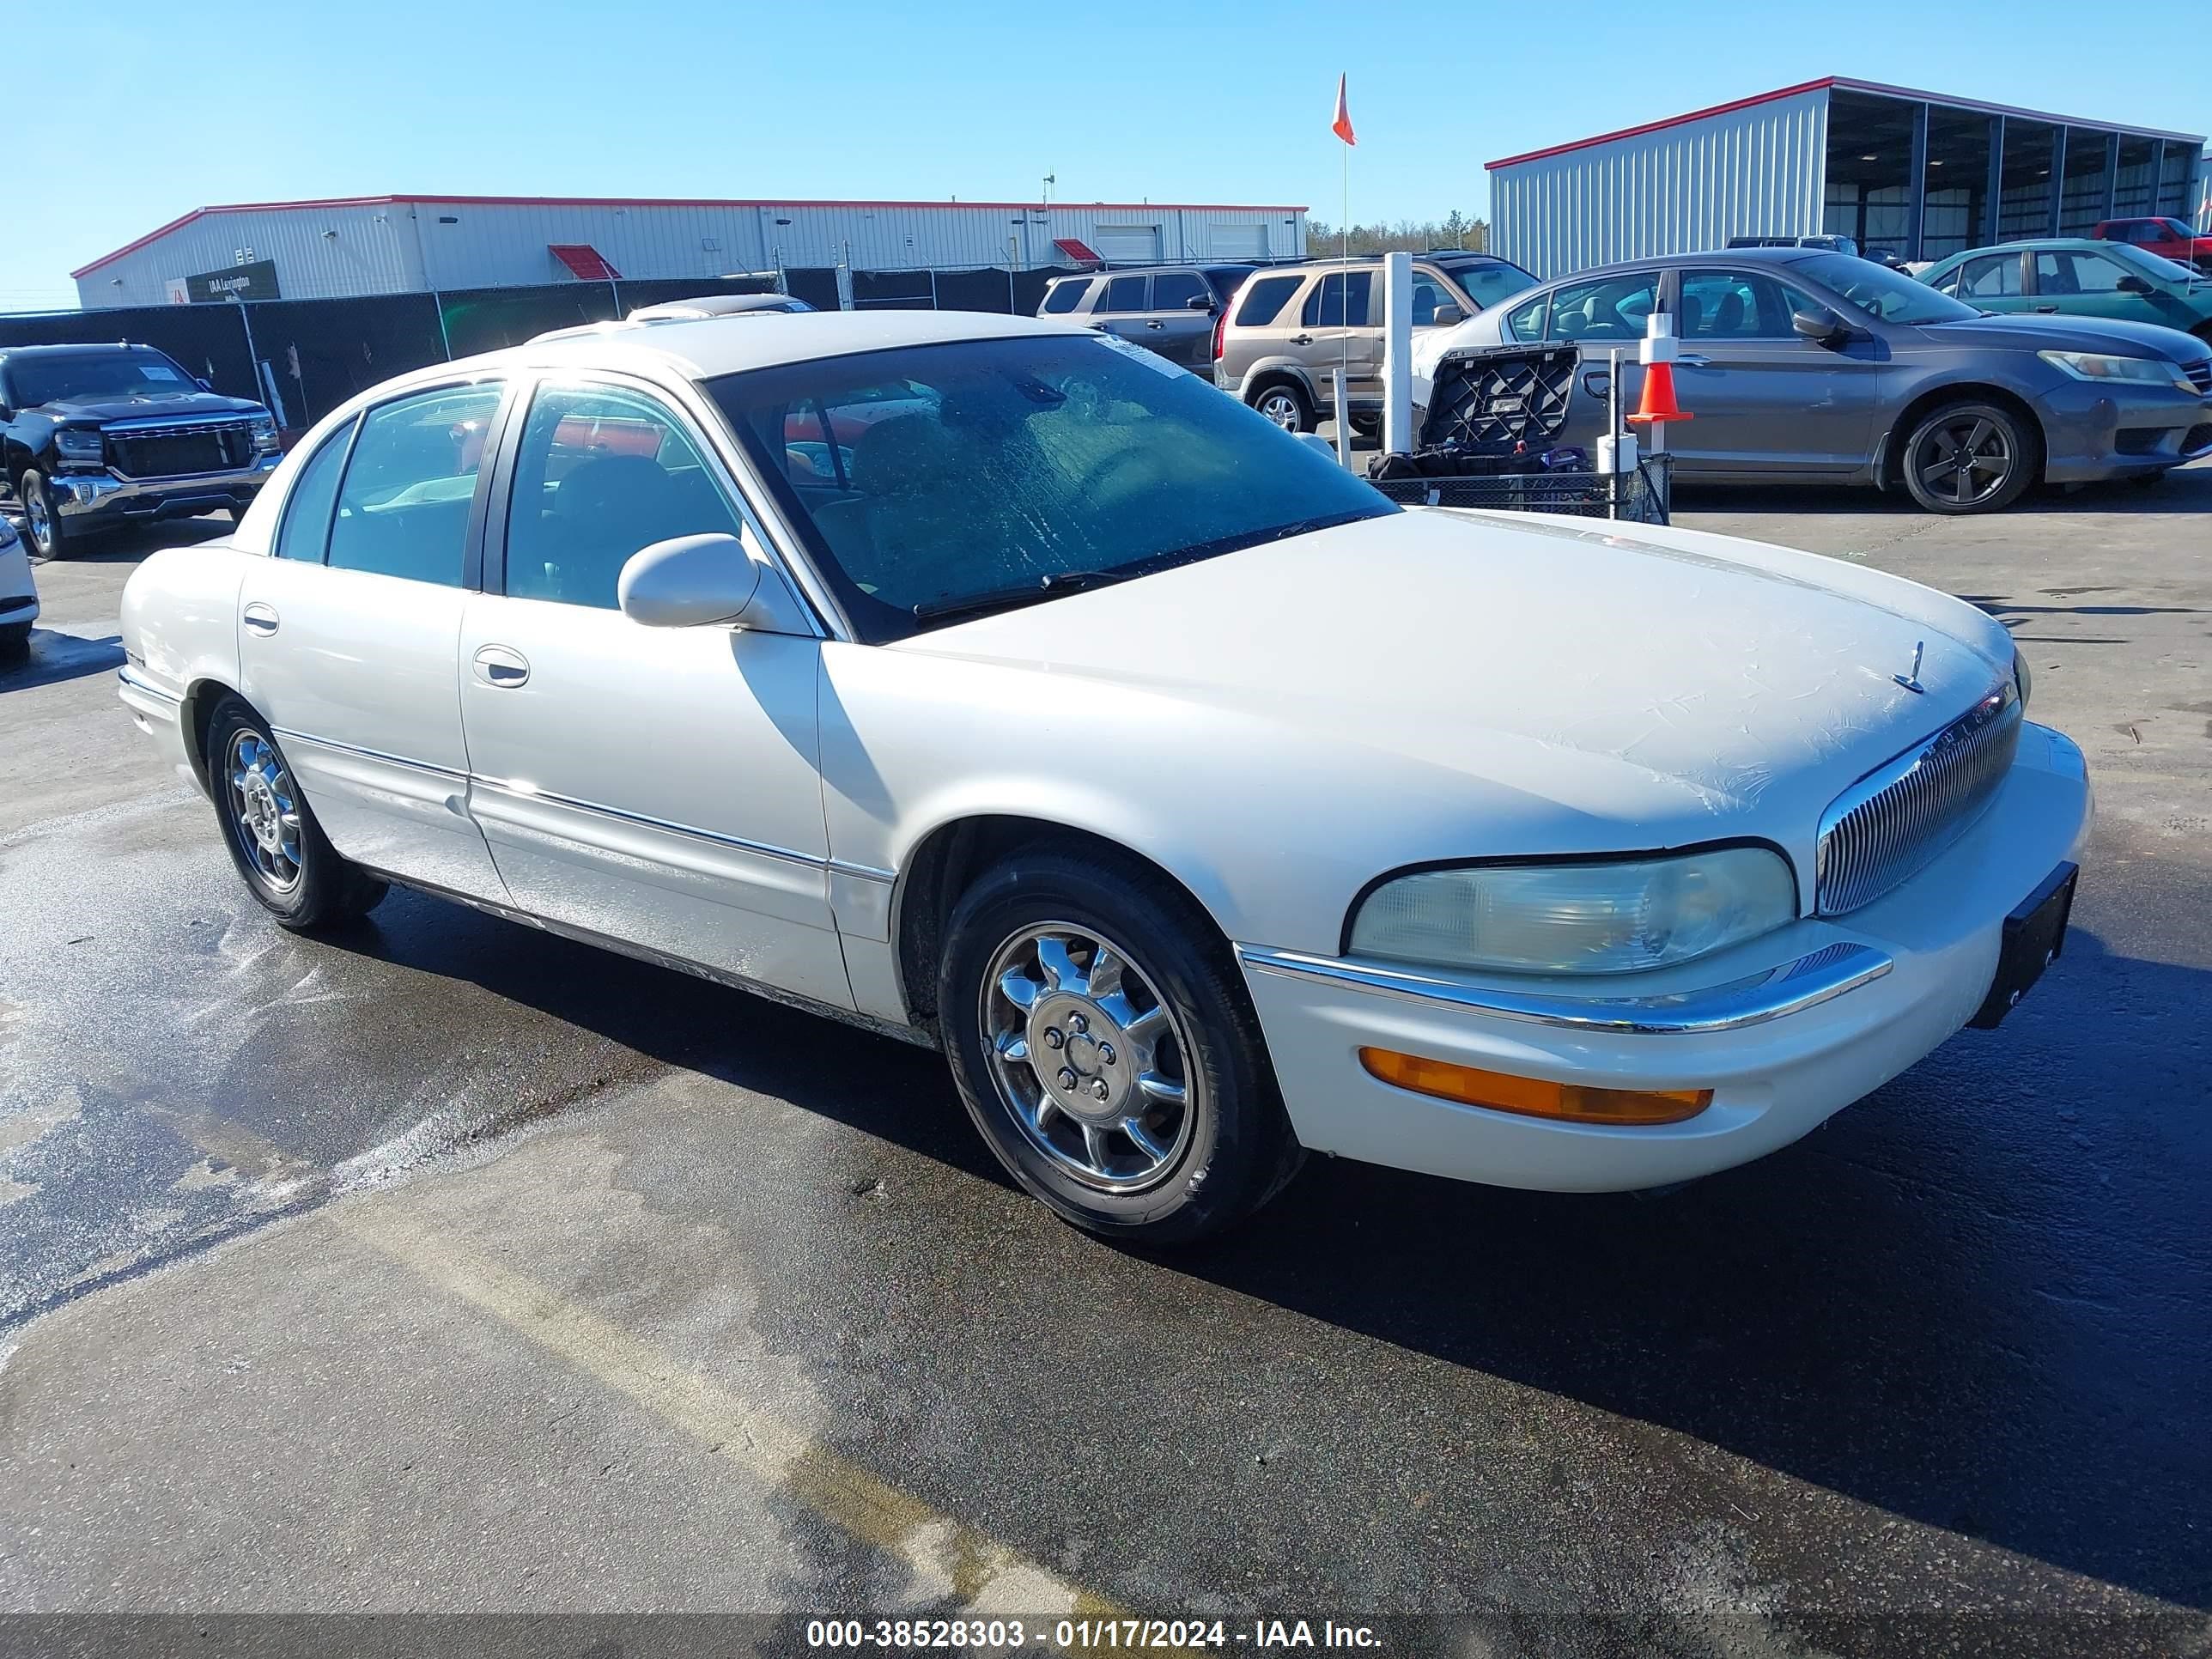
left=119, top=312, right=2092, bottom=1241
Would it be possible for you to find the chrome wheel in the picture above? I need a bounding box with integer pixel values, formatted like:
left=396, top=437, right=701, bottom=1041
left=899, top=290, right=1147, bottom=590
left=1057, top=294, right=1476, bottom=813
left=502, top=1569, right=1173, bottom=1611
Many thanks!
left=1911, top=413, right=2014, bottom=508
left=225, top=729, right=303, bottom=891
left=1255, top=387, right=1304, bottom=431
left=981, top=922, right=1197, bottom=1194
left=24, top=481, right=56, bottom=556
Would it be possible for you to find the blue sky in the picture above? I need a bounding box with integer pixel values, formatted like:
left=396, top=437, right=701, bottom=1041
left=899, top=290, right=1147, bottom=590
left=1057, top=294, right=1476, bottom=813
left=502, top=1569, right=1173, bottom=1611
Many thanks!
left=7, top=0, right=2205, bottom=310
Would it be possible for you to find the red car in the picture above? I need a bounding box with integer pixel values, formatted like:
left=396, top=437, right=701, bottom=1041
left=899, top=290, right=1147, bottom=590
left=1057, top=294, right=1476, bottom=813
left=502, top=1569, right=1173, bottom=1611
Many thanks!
left=2094, top=217, right=2212, bottom=275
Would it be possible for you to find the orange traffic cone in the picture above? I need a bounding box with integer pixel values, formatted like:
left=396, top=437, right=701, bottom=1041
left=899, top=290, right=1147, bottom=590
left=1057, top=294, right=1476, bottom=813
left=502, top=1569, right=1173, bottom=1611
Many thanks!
left=1626, top=361, right=1692, bottom=426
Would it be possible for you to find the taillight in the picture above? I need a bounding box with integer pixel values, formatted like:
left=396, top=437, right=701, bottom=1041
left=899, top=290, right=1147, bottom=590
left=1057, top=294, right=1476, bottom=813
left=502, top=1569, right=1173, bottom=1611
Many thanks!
left=1212, top=309, right=1228, bottom=361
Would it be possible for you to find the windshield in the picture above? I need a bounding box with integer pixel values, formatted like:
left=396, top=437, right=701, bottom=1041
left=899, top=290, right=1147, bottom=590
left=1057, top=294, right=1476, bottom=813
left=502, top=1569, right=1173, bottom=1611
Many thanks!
left=2108, top=243, right=2198, bottom=283
left=1796, top=254, right=1979, bottom=325
left=1445, top=259, right=1539, bottom=310
left=4, top=348, right=201, bottom=407
left=708, top=334, right=1395, bottom=641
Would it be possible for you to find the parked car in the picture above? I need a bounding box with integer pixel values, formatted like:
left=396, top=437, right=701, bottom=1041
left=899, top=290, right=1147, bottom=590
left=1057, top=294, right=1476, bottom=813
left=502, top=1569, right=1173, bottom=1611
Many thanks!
left=0, top=513, right=35, bottom=664
left=1413, top=248, right=2212, bottom=512
left=1729, top=234, right=1862, bottom=257
left=1035, top=264, right=1256, bottom=371
left=1214, top=253, right=1536, bottom=433
left=1918, top=239, right=2212, bottom=345
left=2092, top=216, right=2212, bottom=275
left=119, top=310, right=2090, bottom=1242
left=628, top=293, right=814, bottom=321
left=0, top=343, right=283, bottom=560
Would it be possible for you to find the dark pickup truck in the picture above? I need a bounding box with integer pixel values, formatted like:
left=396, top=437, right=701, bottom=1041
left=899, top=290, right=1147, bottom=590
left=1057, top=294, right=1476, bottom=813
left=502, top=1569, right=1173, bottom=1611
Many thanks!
left=0, top=342, right=283, bottom=559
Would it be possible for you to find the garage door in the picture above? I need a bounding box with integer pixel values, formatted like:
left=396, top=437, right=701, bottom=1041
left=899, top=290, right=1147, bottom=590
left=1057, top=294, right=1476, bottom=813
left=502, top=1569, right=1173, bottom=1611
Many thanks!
left=1208, top=223, right=1270, bottom=258
left=1091, top=224, right=1162, bottom=263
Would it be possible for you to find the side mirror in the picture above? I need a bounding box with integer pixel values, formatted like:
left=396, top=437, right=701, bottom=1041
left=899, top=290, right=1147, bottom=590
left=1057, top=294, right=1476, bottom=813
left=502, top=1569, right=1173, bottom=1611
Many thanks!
left=1792, top=307, right=1849, bottom=344
left=1429, top=302, right=1466, bottom=328
left=617, top=532, right=811, bottom=633
left=1185, top=295, right=1216, bottom=312
left=1294, top=432, right=1339, bottom=461
left=2116, top=274, right=2155, bottom=296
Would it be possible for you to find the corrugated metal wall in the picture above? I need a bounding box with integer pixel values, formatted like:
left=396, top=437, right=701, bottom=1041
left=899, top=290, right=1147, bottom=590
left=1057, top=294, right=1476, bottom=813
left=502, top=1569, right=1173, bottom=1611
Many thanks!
left=1490, top=88, right=1830, bottom=279
left=76, top=201, right=1305, bottom=308
left=77, top=202, right=428, bottom=309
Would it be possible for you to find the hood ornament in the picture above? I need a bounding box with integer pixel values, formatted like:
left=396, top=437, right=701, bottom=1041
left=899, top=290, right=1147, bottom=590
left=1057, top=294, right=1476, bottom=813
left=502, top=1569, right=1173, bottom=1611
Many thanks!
left=1893, top=641, right=1927, bottom=696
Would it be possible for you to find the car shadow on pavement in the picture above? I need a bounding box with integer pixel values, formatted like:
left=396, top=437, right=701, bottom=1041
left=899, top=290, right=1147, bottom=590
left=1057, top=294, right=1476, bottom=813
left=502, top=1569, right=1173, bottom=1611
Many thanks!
left=301, top=819, right=2212, bottom=1611
left=1674, top=457, right=2211, bottom=518
left=0, top=630, right=125, bottom=692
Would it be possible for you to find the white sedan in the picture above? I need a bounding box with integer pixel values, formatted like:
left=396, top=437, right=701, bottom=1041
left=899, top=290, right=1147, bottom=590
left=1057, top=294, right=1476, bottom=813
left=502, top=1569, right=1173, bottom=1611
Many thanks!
left=1, top=513, right=36, bottom=664
left=118, top=311, right=2092, bottom=1242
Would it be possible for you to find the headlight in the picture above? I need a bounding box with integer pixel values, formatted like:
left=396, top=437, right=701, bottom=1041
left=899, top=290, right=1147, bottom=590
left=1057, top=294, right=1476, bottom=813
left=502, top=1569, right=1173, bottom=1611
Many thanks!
left=53, top=427, right=104, bottom=462
left=2037, top=350, right=2196, bottom=394
left=249, top=415, right=281, bottom=453
left=1348, top=847, right=1797, bottom=975
left=2012, top=647, right=2033, bottom=711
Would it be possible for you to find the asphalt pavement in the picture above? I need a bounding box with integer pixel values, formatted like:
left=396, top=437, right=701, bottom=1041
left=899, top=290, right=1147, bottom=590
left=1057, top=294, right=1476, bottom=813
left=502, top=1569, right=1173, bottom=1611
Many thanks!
left=2, top=471, right=2208, bottom=1656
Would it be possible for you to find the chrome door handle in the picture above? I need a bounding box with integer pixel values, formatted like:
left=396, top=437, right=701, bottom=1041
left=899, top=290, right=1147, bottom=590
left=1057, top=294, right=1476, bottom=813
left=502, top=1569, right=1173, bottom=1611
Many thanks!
left=2033, top=305, right=2058, bottom=313
left=1146, top=319, right=1164, bottom=329
left=242, top=603, right=279, bottom=635
left=1291, top=334, right=1313, bottom=345
left=472, top=644, right=530, bottom=688
left=1676, top=353, right=1712, bottom=367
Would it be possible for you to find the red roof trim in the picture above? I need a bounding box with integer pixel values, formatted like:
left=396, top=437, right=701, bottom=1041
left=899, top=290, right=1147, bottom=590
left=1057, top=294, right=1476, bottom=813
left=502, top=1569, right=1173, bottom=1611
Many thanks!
left=1052, top=238, right=1103, bottom=264
left=1486, top=79, right=1838, bottom=170
left=72, top=193, right=1310, bottom=279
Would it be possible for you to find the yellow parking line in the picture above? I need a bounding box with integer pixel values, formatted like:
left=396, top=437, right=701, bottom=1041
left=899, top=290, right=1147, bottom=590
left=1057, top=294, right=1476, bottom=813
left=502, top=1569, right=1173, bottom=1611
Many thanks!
left=340, top=1207, right=1130, bottom=1623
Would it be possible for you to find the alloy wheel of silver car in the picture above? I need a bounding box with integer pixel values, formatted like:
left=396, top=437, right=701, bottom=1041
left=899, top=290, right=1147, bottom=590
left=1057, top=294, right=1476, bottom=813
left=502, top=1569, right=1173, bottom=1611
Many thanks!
left=980, top=921, right=1197, bottom=1194
left=225, top=729, right=304, bottom=892
left=1911, top=413, right=2015, bottom=509
left=1255, top=387, right=1305, bottom=431
left=21, top=475, right=61, bottom=560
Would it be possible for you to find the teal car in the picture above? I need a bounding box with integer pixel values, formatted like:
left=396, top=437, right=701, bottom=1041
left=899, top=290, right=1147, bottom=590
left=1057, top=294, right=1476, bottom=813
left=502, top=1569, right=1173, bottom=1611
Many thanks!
left=1920, top=239, right=2212, bottom=347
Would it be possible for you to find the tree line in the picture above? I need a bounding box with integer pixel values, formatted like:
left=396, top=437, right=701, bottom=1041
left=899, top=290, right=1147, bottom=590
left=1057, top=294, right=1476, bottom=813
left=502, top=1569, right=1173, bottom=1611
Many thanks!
left=1303, top=211, right=1488, bottom=254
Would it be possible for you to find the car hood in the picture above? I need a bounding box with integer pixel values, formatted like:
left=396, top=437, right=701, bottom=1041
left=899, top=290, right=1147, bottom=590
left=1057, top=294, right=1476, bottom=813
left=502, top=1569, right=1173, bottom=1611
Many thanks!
left=893, top=508, right=2015, bottom=854
left=1917, top=313, right=2209, bottom=361
left=32, top=391, right=266, bottom=422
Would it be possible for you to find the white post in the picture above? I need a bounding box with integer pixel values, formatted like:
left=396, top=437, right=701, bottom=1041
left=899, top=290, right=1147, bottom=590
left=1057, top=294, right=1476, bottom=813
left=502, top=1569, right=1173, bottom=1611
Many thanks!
left=1382, top=249, right=1413, bottom=456
left=1331, top=368, right=1351, bottom=469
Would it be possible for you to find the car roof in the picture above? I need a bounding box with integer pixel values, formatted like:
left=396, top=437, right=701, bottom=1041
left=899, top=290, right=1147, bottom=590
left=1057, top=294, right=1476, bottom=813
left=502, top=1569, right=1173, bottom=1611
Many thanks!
left=464, top=307, right=1094, bottom=383
left=0, top=341, right=169, bottom=359
left=1526, top=246, right=1826, bottom=285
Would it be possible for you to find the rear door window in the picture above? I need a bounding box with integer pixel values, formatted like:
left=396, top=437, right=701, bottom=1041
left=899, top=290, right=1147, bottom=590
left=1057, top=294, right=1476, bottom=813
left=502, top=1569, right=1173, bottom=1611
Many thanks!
left=1302, top=270, right=1373, bottom=328
left=325, top=383, right=503, bottom=586
left=1542, top=274, right=1658, bottom=343
left=1099, top=275, right=1150, bottom=313
left=1233, top=274, right=1302, bottom=326
left=1959, top=254, right=2023, bottom=298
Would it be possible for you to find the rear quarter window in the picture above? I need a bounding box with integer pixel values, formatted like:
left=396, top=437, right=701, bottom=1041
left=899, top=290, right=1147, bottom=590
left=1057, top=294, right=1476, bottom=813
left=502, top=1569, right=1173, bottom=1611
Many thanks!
left=1041, top=280, right=1092, bottom=315
left=1232, top=274, right=1302, bottom=327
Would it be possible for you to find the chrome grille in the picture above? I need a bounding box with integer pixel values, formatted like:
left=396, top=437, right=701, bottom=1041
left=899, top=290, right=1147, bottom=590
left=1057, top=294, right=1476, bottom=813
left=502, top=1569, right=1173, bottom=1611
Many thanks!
left=104, top=418, right=254, bottom=479
left=1815, top=684, right=2023, bottom=915
left=2185, top=358, right=2212, bottom=396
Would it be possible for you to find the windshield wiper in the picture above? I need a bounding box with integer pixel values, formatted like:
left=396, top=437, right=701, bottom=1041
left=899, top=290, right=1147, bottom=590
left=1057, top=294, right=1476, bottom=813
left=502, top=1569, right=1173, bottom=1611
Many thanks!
left=911, top=568, right=1133, bottom=623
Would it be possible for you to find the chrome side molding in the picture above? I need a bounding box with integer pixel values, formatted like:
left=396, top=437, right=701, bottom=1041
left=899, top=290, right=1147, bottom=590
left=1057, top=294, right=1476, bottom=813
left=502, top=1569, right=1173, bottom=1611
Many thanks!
left=1235, top=940, right=1893, bottom=1035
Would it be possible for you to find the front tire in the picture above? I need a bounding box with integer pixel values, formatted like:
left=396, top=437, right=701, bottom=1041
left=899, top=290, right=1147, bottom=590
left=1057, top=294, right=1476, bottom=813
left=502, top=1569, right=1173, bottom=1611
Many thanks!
left=939, top=848, right=1304, bottom=1243
left=1899, top=399, right=2039, bottom=514
left=20, top=471, right=68, bottom=561
left=0, top=622, right=28, bottom=667
left=206, top=698, right=387, bottom=931
left=1249, top=380, right=1315, bottom=434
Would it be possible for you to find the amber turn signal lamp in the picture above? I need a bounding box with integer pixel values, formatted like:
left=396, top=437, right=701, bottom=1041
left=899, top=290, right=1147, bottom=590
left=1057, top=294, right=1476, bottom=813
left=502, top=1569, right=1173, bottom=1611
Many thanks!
left=1358, top=1048, right=1712, bottom=1126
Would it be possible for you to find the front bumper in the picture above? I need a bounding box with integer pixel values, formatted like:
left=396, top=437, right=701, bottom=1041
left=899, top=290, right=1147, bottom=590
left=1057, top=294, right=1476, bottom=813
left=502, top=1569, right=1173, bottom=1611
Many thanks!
left=1236, top=721, right=2093, bottom=1193
left=0, top=591, right=37, bottom=630
left=2036, top=379, right=2212, bottom=482
left=52, top=455, right=280, bottom=524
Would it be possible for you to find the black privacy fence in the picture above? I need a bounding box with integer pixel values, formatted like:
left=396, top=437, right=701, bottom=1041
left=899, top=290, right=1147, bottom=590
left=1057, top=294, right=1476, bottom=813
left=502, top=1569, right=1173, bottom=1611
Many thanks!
left=3, top=263, right=1073, bottom=432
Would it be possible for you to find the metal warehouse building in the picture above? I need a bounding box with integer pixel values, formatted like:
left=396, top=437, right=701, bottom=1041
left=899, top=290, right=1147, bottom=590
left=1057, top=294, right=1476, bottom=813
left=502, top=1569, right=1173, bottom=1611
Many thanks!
left=71, top=194, right=1309, bottom=310
left=1488, top=77, right=2206, bottom=278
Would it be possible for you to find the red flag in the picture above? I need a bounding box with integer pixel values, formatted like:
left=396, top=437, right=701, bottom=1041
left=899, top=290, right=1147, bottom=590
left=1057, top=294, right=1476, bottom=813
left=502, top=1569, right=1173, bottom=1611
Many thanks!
left=1331, top=74, right=1356, bottom=146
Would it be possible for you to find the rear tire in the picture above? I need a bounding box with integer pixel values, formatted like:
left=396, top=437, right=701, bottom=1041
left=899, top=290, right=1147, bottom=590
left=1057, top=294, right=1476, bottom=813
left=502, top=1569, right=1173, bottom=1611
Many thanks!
left=20, top=471, right=67, bottom=561
left=206, top=697, right=387, bottom=932
left=1249, top=380, right=1315, bottom=434
left=938, top=848, right=1304, bottom=1244
left=1898, top=399, right=2039, bottom=514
